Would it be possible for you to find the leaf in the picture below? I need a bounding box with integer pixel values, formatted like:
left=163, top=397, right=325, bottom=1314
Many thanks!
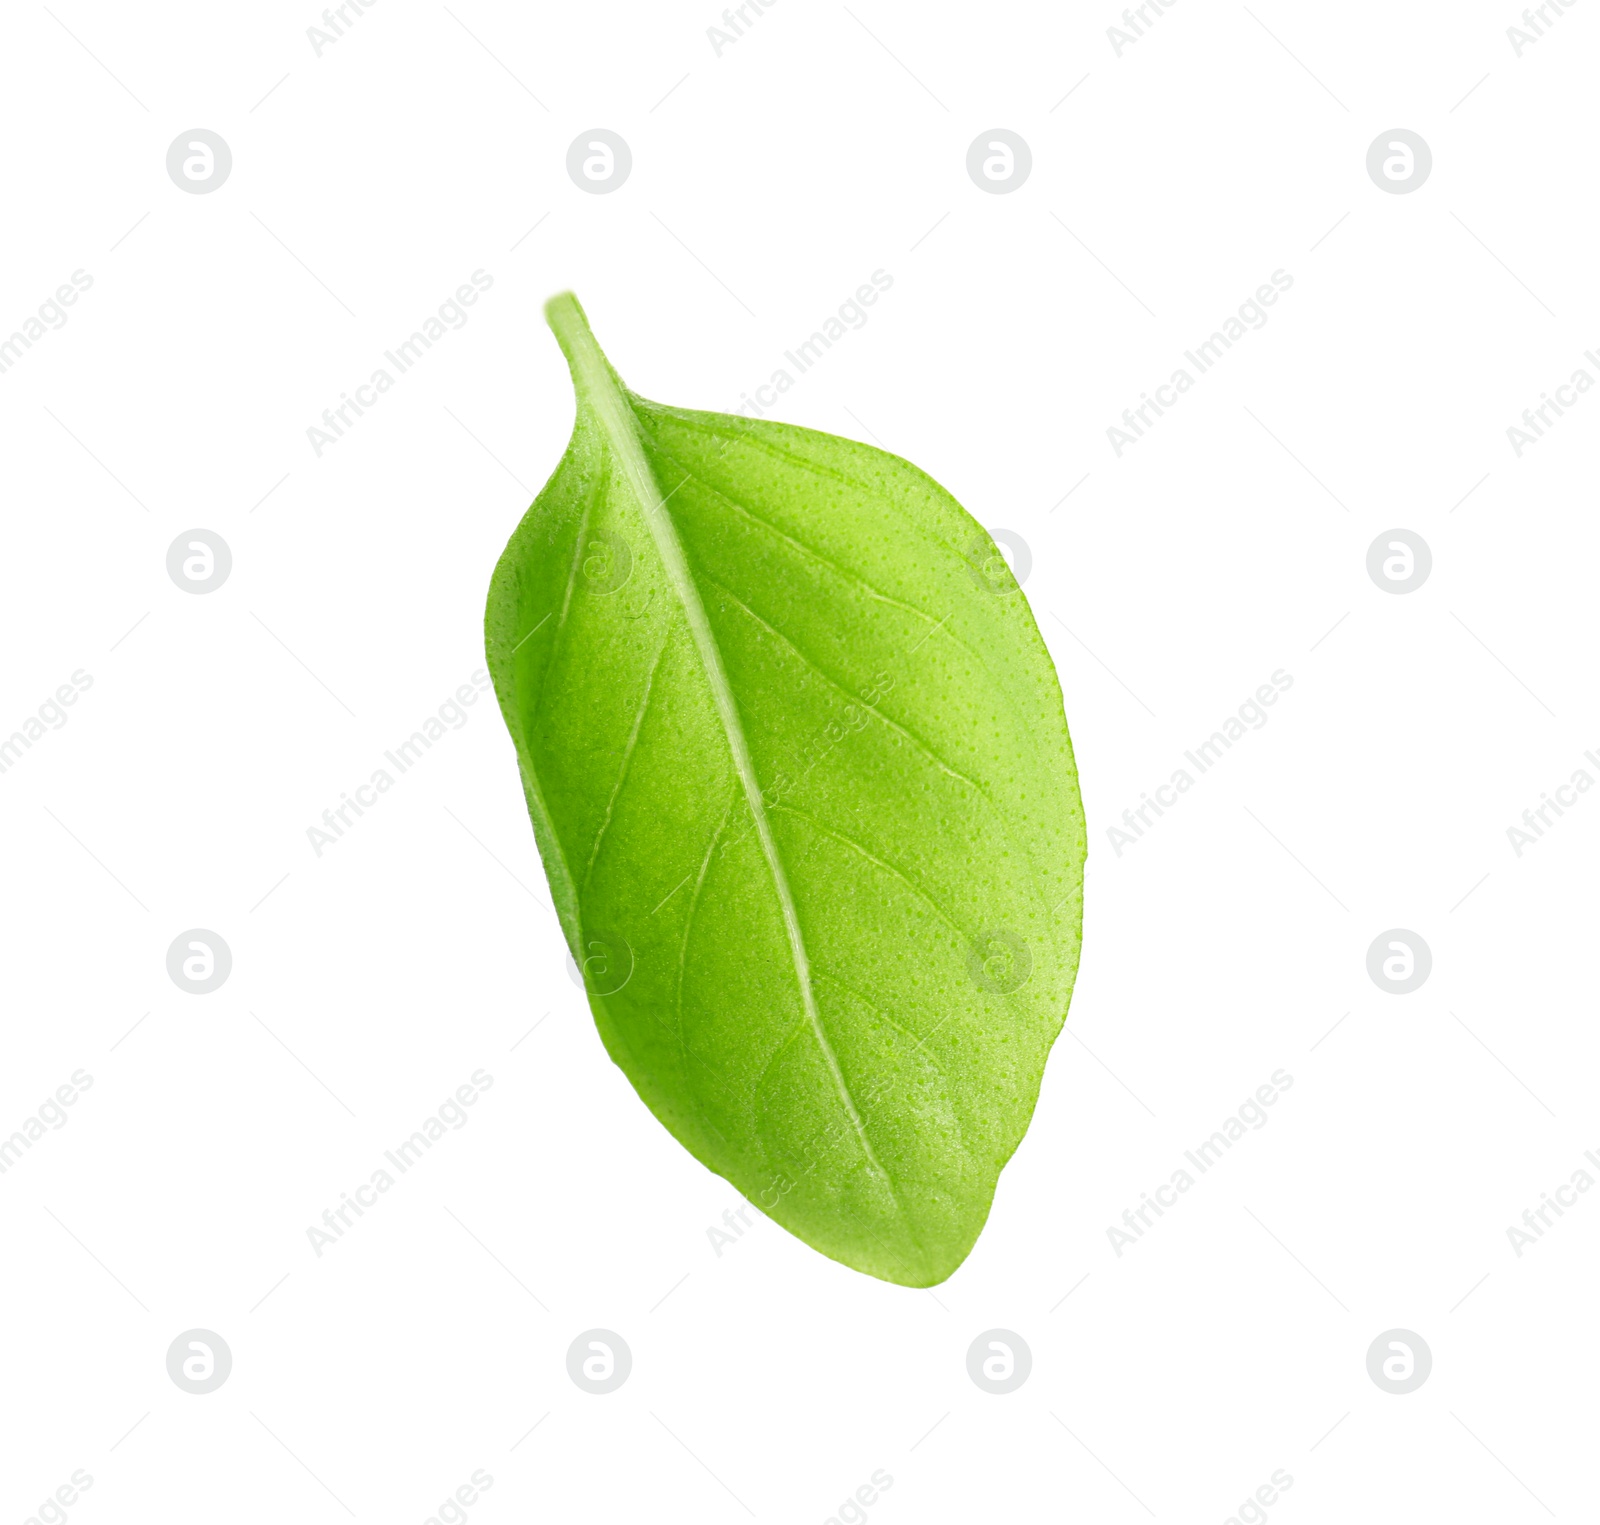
left=484, top=293, right=1086, bottom=1286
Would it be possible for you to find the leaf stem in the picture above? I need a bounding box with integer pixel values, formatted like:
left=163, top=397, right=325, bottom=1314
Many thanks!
left=545, top=291, right=621, bottom=401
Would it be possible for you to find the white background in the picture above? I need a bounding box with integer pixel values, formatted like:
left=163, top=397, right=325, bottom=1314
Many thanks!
left=1, top=1, right=1596, bottom=1521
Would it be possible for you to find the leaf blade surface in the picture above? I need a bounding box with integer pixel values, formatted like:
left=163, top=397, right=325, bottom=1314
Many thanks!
left=486, top=294, right=1086, bottom=1285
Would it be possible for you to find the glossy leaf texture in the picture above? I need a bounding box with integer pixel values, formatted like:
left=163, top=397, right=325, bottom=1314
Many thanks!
left=485, top=294, right=1086, bottom=1286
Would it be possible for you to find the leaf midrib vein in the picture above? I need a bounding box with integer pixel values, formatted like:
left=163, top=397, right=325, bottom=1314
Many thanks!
left=565, top=339, right=888, bottom=1185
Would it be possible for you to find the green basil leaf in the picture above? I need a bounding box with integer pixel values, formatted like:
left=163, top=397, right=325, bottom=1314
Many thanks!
left=485, top=293, right=1085, bottom=1286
